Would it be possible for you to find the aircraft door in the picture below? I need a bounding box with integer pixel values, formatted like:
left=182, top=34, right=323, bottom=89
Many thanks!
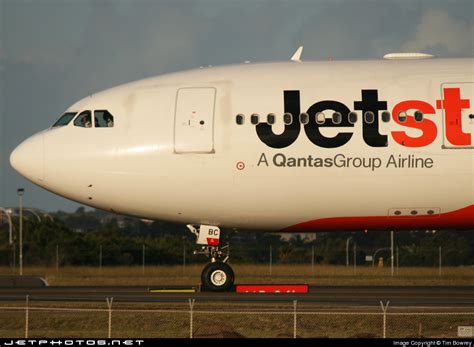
left=440, top=82, right=474, bottom=149
left=174, top=87, right=216, bottom=153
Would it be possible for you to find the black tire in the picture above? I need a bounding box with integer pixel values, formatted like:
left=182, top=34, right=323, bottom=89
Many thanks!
left=201, top=262, right=235, bottom=292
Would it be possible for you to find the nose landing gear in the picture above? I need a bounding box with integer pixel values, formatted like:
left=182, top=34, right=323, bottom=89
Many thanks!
left=187, top=224, right=235, bottom=292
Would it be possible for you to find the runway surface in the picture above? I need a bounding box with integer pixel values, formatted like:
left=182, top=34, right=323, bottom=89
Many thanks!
left=0, top=285, right=473, bottom=307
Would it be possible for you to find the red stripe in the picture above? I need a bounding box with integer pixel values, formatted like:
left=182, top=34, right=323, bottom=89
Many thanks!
left=283, top=205, right=474, bottom=232
left=235, top=284, right=309, bottom=293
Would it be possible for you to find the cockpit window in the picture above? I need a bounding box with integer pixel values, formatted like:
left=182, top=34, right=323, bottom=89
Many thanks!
left=52, top=112, right=77, bottom=127
left=74, top=111, right=92, bottom=128
left=94, top=110, right=114, bottom=128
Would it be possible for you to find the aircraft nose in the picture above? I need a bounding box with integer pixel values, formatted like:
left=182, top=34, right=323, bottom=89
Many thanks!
left=10, top=132, right=45, bottom=182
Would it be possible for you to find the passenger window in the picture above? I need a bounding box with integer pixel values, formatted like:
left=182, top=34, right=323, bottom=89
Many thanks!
left=398, top=111, right=407, bottom=123
left=348, top=111, right=358, bottom=124
left=74, top=111, right=92, bottom=128
left=52, top=112, right=77, bottom=127
left=414, top=110, right=423, bottom=122
left=94, top=110, right=114, bottom=128
left=364, top=111, right=375, bottom=124
left=250, top=114, right=259, bottom=125
left=236, top=114, right=245, bottom=125
left=300, top=113, right=309, bottom=125
left=316, top=112, right=325, bottom=124
left=381, top=111, right=391, bottom=123
left=283, top=113, right=293, bottom=125
left=332, top=112, right=342, bottom=125
left=267, top=113, right=275, bottom=125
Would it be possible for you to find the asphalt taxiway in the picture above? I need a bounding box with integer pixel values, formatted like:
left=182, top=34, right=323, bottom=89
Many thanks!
left=0, top=285, right=472, bottom=307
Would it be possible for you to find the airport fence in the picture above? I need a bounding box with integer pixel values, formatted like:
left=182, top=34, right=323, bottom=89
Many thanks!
left=0, top=298, right=473, bottom=338
left=1, top=238, right=468, bottom=270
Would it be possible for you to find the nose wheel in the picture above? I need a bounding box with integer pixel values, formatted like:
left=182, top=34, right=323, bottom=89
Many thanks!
left=187, top=224, right=235, bottom=292
left=201, top=262, right=235, bottom=292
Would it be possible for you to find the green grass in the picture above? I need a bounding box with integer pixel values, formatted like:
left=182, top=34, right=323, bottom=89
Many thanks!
left=0, top=301, right=472, bottom=338
left=1, top=264, right=472, bottom=286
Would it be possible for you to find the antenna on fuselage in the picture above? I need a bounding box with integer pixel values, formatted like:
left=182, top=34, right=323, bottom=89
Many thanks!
left=290, top=46, right=303, bottom=62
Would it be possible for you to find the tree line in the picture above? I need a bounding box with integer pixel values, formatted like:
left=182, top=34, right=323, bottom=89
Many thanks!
left=0, top=207, right=473, bottom=267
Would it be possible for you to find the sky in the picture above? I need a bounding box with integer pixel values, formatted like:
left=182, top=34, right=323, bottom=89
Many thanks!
left=0, top=0, right=473, bottom=212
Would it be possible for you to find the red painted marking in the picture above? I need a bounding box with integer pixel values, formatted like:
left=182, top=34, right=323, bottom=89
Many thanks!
left=236, top=161, right=245, bottom=170
left=207, top=238, right=219, bottom=246
left=283, top=205, right=474, bottom=232
left=235, top=284, right=309, bottom=294
left=391, top=100, right=437, bottom=147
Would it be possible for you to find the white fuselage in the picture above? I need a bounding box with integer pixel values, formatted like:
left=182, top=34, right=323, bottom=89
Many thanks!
left=10, top=58, right=474, bottom=231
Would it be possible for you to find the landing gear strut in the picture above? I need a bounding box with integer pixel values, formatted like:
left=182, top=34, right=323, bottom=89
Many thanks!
left=187, top=224, right=234, bottom=292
